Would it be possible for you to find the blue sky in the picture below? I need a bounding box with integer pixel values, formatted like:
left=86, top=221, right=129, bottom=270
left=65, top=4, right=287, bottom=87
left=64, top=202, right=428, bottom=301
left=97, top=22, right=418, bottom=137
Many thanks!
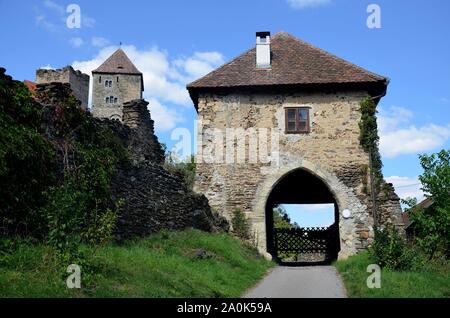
left=281, top=204, right=335, bottom=228
left=1, top=0, right=449, bottom=207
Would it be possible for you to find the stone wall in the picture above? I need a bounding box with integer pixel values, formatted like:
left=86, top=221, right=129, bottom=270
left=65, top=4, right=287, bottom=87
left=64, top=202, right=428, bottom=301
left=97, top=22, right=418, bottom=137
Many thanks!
left=31, top=80, right=227, bottom=240
left=91, top=73, right=142, bottom=121
left=36, top=66, right=89, bottom=110
left=195, top=90, right=404, bottom=259
left=106, top=98, right=227, bottom=240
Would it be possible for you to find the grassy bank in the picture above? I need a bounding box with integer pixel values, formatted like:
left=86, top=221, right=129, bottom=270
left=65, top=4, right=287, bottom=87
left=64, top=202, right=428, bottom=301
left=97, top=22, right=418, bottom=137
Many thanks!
left=335, top=252, right=450, bottom=298
left=0, top=229, right=274, bottom=298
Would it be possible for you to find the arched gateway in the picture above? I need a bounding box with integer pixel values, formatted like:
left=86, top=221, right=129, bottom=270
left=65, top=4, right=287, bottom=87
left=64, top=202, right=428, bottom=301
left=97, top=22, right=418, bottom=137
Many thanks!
left=253, top=160, right=365, bottom=261
left=188, top=32, right=404, bottom=262
left=265, top=168, right=340, bottom=263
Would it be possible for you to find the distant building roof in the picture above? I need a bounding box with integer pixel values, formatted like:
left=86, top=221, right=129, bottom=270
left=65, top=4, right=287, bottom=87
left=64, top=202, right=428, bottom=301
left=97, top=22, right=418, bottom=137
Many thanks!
left=403, top=197, right=435, bottom=229
left=187, top=32, right=388, bottom=108
left=93, top=48, right=142, bottom=75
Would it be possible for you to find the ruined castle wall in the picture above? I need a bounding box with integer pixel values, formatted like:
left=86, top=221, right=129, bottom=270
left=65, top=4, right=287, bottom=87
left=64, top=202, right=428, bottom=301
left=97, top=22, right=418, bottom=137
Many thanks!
left=107, top=98, right=227, bottom=239
left=195, top=90, right=404, bottom=259
left=36, top=66, right=89, bottom=110
left=91, top=73, right=142, bottom=121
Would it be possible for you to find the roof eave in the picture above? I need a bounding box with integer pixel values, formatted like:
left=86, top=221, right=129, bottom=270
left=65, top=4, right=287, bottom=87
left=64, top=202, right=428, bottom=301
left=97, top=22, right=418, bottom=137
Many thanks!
left=188, top=80, right=388, bottom=112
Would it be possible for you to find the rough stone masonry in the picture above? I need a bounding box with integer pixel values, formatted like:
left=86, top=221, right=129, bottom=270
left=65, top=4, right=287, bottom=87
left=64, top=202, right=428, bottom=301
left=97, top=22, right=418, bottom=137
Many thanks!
left=187, top=32, right=404, bottom=260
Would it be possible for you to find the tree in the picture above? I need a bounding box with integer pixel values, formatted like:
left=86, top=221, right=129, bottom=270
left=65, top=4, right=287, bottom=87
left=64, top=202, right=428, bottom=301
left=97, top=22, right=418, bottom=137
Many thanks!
left=273, top=205, right=297, bottom=229
left=412, top=149, right=450, bottom=258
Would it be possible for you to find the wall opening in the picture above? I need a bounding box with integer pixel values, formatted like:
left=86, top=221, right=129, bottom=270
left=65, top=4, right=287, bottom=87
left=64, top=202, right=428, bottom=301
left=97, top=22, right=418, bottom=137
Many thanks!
left=265, top=168, right=341, bottom=265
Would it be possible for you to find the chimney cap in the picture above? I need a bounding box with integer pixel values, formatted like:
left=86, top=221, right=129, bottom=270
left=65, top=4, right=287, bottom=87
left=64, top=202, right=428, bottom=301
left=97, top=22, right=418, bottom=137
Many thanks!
left=256, top=31, right=270, bottom=38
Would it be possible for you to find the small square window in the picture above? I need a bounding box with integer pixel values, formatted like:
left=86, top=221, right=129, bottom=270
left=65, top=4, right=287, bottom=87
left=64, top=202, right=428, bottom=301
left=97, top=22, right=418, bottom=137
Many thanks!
left=285, top=107, right=310, bottom=134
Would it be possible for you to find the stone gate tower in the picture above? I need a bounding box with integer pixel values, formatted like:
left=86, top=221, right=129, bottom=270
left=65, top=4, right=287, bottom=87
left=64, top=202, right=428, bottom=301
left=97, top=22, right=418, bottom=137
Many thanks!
left=187, top=32, right=404, bottom=260
left=92, top=48, right=143, bottom=121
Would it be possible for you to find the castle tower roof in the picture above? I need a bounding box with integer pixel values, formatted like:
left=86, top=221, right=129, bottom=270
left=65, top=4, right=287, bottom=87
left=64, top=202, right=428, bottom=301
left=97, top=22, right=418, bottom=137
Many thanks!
left=93, top=48, right=142, bottom=75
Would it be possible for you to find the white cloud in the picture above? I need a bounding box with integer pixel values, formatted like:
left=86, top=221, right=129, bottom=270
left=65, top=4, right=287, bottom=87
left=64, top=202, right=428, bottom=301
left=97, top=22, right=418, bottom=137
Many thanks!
left=385, top=176, right=425, bottom=202
left=82, top=16, right=96, bottom=28
left=69, top=37, right=84, bottom=48
left=147, top=98, right=184, bottom=132
left=91, top=36, right=110, bottom=47
left=378, top=106, right=450, bottom=158
left=173, top=52, right=225, bottom=83
left=439, top=97, right=449, bottom=104
left=39, top=64, right=54, bottom=70
left=43, top=0, right=64, bottom=16
left=72, top=45, right=224, bottom=132
left=287, top=0, right=331, bottom=9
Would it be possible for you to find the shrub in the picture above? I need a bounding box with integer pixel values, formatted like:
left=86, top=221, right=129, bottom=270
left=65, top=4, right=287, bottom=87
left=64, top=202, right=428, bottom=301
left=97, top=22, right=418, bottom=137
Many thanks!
left=369, top=226, right=414, bottom=271
left=231, top=209, right=250, bottom=240
left=164, top=154, right=196, bottom=191
left=0, top=76, right=57, bottom=238
left=0, top=70, right=128, bottom=264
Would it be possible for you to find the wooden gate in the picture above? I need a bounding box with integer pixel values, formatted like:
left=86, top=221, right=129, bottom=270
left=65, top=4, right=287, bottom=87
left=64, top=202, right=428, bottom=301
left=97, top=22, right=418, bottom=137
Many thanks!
left=273, top=223, right=339, bottom=264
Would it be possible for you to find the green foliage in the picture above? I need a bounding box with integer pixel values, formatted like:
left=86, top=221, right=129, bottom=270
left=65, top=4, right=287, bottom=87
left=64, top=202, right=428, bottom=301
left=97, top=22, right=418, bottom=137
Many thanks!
left=0, top=229, right=274, bottom=297
left=0, top=78, right=57, bottom=238
left=231, top=209, right=251, bottom=240
left=358, top=97, right=383, bottom=182
left=369, top=226, right=413, bottom=270
left=400, top=197, right=418, bottom=211
left=42, top=140, right=126, bottom=260
left=0, top=71, right=128, bottom=267
left=410, top=149, right=450, bottom=258
left=335, top=252, right=450, bottom=298
left=419, top=149, right=450, bottom=206
left=272, top=205, right=296, bottom=230
left=164, top=155, right=196, bottom=191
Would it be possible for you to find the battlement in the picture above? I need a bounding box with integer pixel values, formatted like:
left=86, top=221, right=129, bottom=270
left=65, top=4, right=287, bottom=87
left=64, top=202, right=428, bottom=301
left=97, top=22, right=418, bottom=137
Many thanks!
left=36, top=66, right=89, bottom=110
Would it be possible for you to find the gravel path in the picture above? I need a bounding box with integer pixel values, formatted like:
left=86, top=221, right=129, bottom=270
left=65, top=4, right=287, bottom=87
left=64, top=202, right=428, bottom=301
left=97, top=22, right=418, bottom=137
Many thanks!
left=243, top=266, right=347, bottom=298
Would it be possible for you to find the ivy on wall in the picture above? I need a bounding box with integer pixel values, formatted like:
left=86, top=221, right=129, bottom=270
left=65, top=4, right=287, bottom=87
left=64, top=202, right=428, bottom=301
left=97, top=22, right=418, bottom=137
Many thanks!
left=359, top=97, right=383, bottom=187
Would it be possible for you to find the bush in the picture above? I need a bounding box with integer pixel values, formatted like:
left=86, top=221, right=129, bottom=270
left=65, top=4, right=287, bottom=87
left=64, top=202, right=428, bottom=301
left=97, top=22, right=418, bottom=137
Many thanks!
left=0, top=70, right=128, bottom=267
left=0, top=76, right=57, bottom=238
left=369, top=226, right=414, bottom=271
left=164, top=154, right=196, bottom=191
left=231, top=209, right=250, bottom=240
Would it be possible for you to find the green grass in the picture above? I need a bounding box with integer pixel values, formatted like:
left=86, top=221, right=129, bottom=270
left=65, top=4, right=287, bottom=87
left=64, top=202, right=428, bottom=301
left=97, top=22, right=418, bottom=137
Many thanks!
left=335, top=252, right=450, bottom=298
left=0, top=229, right=274, bottom=298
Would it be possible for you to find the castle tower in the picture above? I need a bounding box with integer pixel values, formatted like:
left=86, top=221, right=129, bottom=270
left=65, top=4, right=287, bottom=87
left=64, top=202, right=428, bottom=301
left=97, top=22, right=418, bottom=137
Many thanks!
left=91, top=48, right=144, bottom=121
left=36, top=66, right=89, bottom=110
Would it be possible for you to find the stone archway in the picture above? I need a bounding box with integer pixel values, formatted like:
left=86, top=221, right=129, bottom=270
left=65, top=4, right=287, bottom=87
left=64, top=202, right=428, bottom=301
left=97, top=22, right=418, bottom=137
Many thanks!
left=251, top=159, right=371, bottom=260
left=265, top=168, right=340, bottom=264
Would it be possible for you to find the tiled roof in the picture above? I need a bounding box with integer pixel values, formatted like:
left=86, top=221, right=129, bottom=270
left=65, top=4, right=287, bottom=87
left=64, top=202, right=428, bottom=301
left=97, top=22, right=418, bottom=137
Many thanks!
left=187, top=32, right=388, bottom=107
left=93, top=48, right=142, bottom=75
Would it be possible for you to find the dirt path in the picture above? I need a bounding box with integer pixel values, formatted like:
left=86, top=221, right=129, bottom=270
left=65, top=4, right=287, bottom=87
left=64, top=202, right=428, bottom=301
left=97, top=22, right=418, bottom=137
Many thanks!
left=243, top=266, right=347, bottom=298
